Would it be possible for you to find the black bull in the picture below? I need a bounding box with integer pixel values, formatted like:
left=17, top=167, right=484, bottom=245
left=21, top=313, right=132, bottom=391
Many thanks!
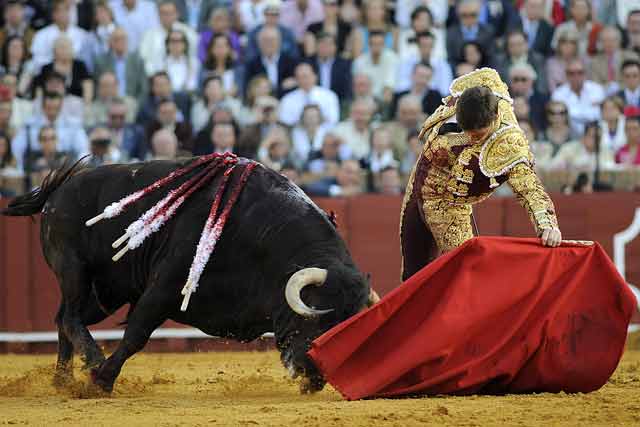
left=1, top=158, right=372, bottom=393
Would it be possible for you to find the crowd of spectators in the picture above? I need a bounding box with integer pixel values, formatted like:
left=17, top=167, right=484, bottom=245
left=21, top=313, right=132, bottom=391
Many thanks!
left=1, top=0, right=640, bottom=199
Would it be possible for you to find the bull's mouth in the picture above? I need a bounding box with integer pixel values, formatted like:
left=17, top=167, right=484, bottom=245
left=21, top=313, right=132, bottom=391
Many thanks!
left=280, top=338, right=326, bottom=394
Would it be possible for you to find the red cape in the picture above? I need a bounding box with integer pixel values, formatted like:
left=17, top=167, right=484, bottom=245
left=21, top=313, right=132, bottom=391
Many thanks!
left=308, top=237, right=637, bottom=400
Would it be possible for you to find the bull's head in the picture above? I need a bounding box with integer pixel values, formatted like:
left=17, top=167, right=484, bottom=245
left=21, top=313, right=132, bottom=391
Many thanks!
left=276, top=265, right=377, bottom=394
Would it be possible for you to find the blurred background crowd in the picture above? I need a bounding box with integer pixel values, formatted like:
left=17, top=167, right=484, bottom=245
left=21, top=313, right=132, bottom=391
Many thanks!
left=1, top=0, right=640, bottom=199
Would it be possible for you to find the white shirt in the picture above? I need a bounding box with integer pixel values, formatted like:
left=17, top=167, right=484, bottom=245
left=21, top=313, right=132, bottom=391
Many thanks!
left=397, top=27, right=447, bottom=62
left=238, top=0, right=267, bottom=33
left=30, top=25, right=89, bottom=71
left=139, top=22, right=199, bottom=75
left=291, top=123, right=332, bottom=165
left=110, top=0, right=160, bottom=52
left=551, top=81, right=605, bottom=136
left=600, top=117, right=627, bottom=153
left=11, top=116, right=89, bottom=172
left=150, top=55, right=199, bottom=92
left=352, top=49, right=398, bottom=99
left=549, top=140, right=615, bottom=171
left=625, top=87, right=640, bottom=106
left=262, top=55, right=279, bottom=88
left=395, top=54, right=452, bottom=96
left=331, top=120, right=371, bottom=159
left=278, top=86, right=340, bottom=127
left=318, top=58, right=334, bottom=90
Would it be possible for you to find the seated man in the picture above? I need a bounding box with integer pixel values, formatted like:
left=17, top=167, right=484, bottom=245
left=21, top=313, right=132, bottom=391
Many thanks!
left=401, top=68, right=561, bottom=280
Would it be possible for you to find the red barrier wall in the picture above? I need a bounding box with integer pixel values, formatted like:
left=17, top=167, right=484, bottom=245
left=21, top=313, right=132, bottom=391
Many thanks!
left=1, top=193, right=639, bottom=352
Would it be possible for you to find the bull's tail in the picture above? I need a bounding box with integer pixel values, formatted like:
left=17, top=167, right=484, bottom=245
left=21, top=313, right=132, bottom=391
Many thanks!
left=0, top=158, right=88, bottom=217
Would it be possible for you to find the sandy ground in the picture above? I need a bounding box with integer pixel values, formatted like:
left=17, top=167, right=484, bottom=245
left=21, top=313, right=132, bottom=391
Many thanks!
left=1, top=336, right=639, bottom=427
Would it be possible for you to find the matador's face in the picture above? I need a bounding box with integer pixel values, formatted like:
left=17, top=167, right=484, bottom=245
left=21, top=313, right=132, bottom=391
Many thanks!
left=463, top=125, right=493, bottom=143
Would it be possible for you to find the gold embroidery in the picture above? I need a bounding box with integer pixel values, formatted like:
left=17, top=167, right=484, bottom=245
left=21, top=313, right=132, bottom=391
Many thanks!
left=422, top=199, right=474, bottom=253
left=480, top=127, right=532, bottom=177
left=449, top=68, right=512, bottom=102
left=507, top=163, right=559, bottom=235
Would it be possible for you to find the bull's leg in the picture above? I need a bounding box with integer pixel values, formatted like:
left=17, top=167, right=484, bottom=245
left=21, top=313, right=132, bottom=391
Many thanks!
left=58, top=266, right=106, bottom=371
left=92, top=289, right=172, bottom=392
left=53, top=304, right=74, bottom=387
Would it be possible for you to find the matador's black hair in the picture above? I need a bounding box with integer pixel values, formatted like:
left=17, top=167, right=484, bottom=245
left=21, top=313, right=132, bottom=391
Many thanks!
left=456, top=86, right=499, bottom=131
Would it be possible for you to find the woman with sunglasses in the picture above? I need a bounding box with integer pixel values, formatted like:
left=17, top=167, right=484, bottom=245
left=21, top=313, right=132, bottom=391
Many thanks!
left=539, top=100, right=572, bottom=160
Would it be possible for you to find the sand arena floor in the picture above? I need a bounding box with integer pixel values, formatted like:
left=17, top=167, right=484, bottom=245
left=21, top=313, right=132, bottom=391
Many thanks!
left=1, top=335, right=639, bottom=427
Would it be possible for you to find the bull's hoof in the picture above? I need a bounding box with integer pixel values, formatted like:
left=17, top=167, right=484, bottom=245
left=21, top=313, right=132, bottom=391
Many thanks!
left=90, top=367, right=115, bottom=394
left=299, top=376, right=326, bottom=394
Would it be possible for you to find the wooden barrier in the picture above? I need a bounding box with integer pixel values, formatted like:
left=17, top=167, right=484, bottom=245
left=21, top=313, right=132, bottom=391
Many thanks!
left=1, top=193, right=639, bottom=353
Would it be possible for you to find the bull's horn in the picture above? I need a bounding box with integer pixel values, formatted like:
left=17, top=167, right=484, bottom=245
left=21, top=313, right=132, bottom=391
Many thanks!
left=285, top=268, right=334, bottom=317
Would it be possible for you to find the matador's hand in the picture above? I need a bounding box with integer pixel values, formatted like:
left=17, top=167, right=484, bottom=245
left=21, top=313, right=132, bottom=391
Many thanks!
left=541, top=228, right=562, bottom=247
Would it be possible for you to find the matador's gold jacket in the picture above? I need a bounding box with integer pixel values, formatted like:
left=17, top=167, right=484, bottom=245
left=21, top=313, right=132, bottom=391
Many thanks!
left=400, top=68, right=559, bottom=280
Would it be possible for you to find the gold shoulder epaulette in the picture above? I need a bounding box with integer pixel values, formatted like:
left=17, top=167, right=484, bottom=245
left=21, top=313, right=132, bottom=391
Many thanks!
left=479, top=125, right=532, bottom=177
left=418, top=102, right=455, bottom=142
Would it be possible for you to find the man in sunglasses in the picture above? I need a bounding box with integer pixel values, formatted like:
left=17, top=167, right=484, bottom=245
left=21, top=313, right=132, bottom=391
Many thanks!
left=400, top=67, right=561, bottom=280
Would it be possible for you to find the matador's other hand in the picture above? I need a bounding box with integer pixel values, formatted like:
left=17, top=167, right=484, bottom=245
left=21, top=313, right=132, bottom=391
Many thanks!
left=541, top=228, right=562, bottom=247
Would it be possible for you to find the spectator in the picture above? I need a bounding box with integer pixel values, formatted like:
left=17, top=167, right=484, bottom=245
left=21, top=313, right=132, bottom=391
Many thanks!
left=12, top=92, right=89, bottom=172
left=198, top=121, right=237, bottom=155
left=174, top=0, right=230, bottom=32
left=400, top=128, right=421, bottom=176
left=280, top=0, right=324, bottom=44
left=148, top=28, right=199, bottom=93
left=109, top=0, right=160, bottom=52
left=455, top=62, right=475, bottom=78
left=237, top=0, right=269, bottom=33
left=87, top=125, right=117, bottom=167
left=508, top=63, right=548, bottom=132
left=146, top=98, right=193, bottom=153
left=84, top=1, right=116, bottom=69
left=149, top=128, right=179, bottom=160
left=305, top=31, right=352, bottom=102
left=85, top=71, right=137, bottom=128
left=377, top=165, right=402, bottom=195
left=258, top=124, right=294, bottom=171
left=332, top=96, right=375, bottom=159
left=136, top=71, right=191, bottom=125
left=397, top=6, right=446, bottom=62
left=616, top=113, right=640, bottom=165
left=244, top=26, right=298, bottom=98
left=33, top=36, right=93, bottom=102
left=93, top=27, right=148, bottom=100
left=616, top=60, right=640, bottom=108
left=1, top=36, right=33, bottom=88
left=351, top=0, right=398, bottom=59
left=448, top=0, right=521, bottom=39
left=624, top=9, right=640, bottom=53
left=0, top=131, right=17, bottom=172
left=395, top=0, right=448, bottom=29
left=446, top=0, right=495, bottom=68
left=237, top=95, right=281, bottom=158
left=545, top=27, right=580, bottom=92
left=0, top=0, right=35, bottom=52
left=239, top=75, right=274, bottom=125
left=25, top=125, right=67, bottom=187
left=198, top=8, right=242, bottom=64
left=395, top=31, right=453, bottom=97
left=551, top=59, right=605, bottom=137
left=32, top=71, right=84, bottom=124
left=305, top=132, right=350, bottom=177
left=0, top=131, right=20, bottom=196
left=106, top=98, right=146, bottom=161
left=590, top=27, right=639, bottom=95
left=30, top=0, right=89, bottom=71
left=551, top=0, right=602, bottom=56
left=291, top=103, right=332, bottom=167
left=538, top=100, right=572, bottom=162
left=306, top=0, right=353, bottom=56
left=364, top=125, right=398, bottom=174
left=459, top=40, right=491, bottom=70
left=191, top=75, right=242, bottom=132
left=518, top=0, right=555, bottom=58
left=497, top=30, right=548, bottom=95
left=392, top=62, right=441, bottom=117
left=201, top=33, right=239, bottom=95
left=352, top=30, right=398, bottom=104
left=600, top=95, right=627, bottom=154
left=278, top=62, right=339, bottom=126
left=1, top=74, right=33, bottom=131
left=303, top=158, right=363, bottom=197
left=246, top=0, right=299, bottom=60
left=386, top=94, right=424, bottom=161
left=550, top=121, right=615, bottom=172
